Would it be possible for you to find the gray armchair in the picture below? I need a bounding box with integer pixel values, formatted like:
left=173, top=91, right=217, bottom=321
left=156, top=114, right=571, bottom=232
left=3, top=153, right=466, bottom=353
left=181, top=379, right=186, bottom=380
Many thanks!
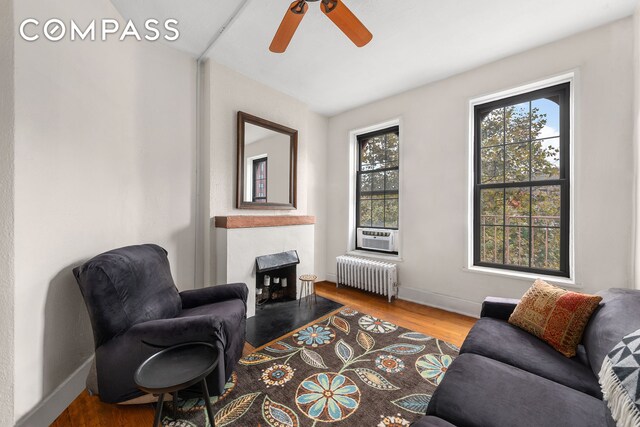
left=74, top=244, right=248, bottom=403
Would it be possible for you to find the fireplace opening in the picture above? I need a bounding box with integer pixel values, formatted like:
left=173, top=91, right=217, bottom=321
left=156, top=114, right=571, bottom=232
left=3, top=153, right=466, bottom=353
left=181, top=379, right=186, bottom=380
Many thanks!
left=255, top=250, right=299, bottom=307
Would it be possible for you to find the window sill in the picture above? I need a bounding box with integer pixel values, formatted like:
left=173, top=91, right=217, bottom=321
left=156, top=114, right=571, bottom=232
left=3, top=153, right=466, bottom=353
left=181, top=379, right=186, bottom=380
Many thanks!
left=347, top=250, right=403, bottom=262
left=463, top=265, right=579, bottom=288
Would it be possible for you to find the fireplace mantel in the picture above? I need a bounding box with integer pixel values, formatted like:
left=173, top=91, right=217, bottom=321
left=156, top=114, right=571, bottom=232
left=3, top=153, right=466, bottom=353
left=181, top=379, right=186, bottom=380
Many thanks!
left=214, top=215, right=315, bottom=229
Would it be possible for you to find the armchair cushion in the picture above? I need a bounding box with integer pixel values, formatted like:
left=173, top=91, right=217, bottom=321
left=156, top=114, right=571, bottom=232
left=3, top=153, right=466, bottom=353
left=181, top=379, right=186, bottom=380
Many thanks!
left=74, top=244, right=181, bottom=347
left=128, top=315, right=224, bottom=348
left=180, top=283, right=248, bottom=310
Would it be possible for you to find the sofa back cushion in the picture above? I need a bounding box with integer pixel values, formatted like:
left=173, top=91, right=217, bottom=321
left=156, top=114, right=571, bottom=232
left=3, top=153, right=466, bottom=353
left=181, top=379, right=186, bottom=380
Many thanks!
left=583, top=288, right=640, bottom=375
left=74, top=244, right=182, bottom=348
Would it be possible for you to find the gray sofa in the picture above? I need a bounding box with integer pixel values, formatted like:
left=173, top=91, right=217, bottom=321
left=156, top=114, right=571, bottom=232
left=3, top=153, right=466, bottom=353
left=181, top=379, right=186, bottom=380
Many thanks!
left=413, top=288, right=640, bottom=427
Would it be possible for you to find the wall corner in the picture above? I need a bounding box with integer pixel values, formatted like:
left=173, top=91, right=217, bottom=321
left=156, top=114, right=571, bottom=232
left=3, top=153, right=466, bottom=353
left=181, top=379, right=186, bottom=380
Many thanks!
left=0, top=0, right=15, bottom=423
left=634, top=2, right=640, bottom=290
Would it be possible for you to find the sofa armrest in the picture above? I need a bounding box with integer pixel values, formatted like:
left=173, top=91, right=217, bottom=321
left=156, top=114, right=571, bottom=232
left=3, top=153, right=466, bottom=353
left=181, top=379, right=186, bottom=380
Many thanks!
left=480, top=297, right=520, bottom=321
left=180, top=283, right=248, bottom=310
left=127, top=315, right=224, bottom=348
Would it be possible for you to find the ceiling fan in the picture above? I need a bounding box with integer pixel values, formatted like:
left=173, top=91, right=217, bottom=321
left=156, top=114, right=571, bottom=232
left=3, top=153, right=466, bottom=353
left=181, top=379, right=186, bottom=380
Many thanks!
left=269, top=0, right=373, bottom=53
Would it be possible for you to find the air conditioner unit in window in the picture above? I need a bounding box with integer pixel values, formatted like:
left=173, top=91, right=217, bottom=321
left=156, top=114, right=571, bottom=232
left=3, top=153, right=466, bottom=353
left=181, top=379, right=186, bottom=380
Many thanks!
left=357, top=228, right=399, bottom=253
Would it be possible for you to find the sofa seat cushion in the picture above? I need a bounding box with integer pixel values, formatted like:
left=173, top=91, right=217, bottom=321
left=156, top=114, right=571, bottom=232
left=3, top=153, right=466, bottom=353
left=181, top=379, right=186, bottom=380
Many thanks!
left=460, top=317, right=601, bottom=398
left=427, top=353, right=607, bottom=427
left=411, top=416, right=457, bottom=427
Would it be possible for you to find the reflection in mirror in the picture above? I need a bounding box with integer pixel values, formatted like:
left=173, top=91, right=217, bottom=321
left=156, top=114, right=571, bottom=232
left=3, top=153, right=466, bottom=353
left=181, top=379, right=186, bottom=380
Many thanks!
left=237, top=112, right=297, bottom=209
left=243, top=124, right=291, bottom=204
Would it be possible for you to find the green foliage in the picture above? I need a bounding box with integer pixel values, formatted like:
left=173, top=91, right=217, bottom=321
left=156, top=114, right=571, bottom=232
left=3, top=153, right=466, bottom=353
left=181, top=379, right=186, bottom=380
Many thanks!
left=479, top=100, right=562, bottom=270
left=359, top=131, right=399, bottom=229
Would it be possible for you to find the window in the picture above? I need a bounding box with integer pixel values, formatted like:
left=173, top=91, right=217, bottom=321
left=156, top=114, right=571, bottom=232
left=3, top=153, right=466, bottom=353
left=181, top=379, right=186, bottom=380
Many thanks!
left=473, top=83, right=570, bottom=277
left=252, top=157, right=267, bottom=203
left=357, top=126, right=400, bottom=230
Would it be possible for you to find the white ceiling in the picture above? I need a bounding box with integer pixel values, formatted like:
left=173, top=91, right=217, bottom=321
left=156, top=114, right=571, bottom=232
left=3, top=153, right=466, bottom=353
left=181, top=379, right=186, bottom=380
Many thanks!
left=112, top=0, right=638, bottom=116
left=109, top=0, right=245, bottom=55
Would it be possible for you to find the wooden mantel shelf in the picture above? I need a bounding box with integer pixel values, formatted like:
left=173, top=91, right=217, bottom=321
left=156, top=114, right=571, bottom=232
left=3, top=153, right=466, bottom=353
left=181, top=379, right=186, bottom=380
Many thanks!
left=214, top=215, right=316, bottom=229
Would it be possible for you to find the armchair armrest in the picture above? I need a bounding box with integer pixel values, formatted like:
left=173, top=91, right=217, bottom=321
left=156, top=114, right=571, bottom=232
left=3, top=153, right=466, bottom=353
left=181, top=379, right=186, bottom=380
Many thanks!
left=180, top=283, right=248, bottom=310
left=127, top=315, right=223, bottom=348
left=480, top=297, right=520, bottom=321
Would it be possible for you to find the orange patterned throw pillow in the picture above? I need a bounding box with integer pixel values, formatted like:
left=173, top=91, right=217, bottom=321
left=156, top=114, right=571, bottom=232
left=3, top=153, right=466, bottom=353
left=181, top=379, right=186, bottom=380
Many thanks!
left=508, top=280, right=602, bottom=357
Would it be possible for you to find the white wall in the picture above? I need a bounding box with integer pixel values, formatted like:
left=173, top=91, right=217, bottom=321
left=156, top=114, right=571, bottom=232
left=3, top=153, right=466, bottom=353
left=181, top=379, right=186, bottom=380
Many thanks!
left=0, top=0, right=15, bottom=425
left=326, top=19, right=635, bottom=315
left=12, top=0, right=197, bottom=422
left=208, top=61, right=329, bottom=282
left=635, top=3, right=640, bottom=291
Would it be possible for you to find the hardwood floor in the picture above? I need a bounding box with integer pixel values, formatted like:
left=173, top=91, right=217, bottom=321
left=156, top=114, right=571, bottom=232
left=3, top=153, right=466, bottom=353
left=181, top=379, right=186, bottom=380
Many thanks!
left=51, top=282, right=476, bottom=426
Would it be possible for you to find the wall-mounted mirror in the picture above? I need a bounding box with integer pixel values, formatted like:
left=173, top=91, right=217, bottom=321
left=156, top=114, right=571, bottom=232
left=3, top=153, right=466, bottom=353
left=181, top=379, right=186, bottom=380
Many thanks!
left=237, top=111, right=298, bottom=209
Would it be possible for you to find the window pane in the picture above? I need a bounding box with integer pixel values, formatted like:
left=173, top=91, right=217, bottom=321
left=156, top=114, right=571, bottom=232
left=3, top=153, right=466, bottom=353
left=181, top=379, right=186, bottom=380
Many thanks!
left=505, top=188, right=530, bottom=226
left=385, top=198, right=399, bottom=228
left=360, top=136, right=386, bottom=170
left=532, top=186, right=561, bottom=227
left=532, top=227, right=560, bottom=270
left=371, top=171, right=385, bottom=192
left=480, top=225, right=504, bottom=264
left=481, top=146, right=504, bottom=184
left=505, top=142, right=530, bottom=182
left=481, top=108, right=504, bottom=147
left=506, top=226, right=530, bottom=267
left=481, top=189, right=504, bottom=225
left=532, top=96, right=560, bottom=140
left=385, top=170, right=399, bottom=191
left=360, top=141, right=373, bottom=170
left=359, top=198, right=372, bottom=227
left=371, top=199, right=385, bottom=228
left=386, top=133, right=399, bottom=167
left=360, top=173, right=372, bottom=193
left=531, top=138, right=560, bottom=180
left=505, top=102, right=530, bottom=143
left=475, top=84, right=568, bottom=275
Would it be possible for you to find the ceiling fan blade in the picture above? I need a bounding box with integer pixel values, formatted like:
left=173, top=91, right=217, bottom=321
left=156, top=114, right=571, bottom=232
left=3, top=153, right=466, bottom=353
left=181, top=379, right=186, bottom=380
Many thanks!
left=270, top=1, right=308, bottom=53
left=321, top=0, right=372, bottom=47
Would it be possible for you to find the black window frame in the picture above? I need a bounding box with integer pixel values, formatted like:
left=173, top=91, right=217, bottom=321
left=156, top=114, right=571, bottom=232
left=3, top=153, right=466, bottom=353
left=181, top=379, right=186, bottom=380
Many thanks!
left=473, top=83, right=570, bottom=277
left=252, top=157, right=268, bottom=203
left=356, top=125, right=400, bottom=234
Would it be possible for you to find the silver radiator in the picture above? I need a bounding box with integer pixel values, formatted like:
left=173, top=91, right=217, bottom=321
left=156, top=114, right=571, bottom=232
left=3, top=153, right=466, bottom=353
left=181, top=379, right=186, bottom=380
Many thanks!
left=336, top=255, right=398, bottom=302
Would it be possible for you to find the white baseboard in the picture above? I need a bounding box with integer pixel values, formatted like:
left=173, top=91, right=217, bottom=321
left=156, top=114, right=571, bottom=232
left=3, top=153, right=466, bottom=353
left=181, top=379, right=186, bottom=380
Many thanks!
left=398, top=286, right=482, bottom=318
left=15, top=356, right=93, bottom=427
left=324, top=274, right=481, bottom=318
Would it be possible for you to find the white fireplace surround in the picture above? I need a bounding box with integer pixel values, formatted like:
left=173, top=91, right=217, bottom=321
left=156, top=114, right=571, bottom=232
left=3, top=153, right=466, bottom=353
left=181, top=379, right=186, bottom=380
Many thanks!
left=214, top=216, right=315, bottom=317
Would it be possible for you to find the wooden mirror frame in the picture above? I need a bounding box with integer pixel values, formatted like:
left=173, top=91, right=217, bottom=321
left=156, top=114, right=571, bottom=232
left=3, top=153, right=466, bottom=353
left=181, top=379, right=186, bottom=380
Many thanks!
left=237, top=111, right=298, bottom=210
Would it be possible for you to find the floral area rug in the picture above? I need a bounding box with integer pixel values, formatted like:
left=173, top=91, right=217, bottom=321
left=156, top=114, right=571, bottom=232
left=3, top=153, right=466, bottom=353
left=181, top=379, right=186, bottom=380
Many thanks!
left=162, top=307, right=458, bottom=427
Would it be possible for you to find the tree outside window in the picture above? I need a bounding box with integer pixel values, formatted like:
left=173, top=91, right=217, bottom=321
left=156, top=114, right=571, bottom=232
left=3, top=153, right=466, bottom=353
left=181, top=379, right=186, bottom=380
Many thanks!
left=474, top=83, right=570, bottom=277
left=357, top=127, right=399, bottom=230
